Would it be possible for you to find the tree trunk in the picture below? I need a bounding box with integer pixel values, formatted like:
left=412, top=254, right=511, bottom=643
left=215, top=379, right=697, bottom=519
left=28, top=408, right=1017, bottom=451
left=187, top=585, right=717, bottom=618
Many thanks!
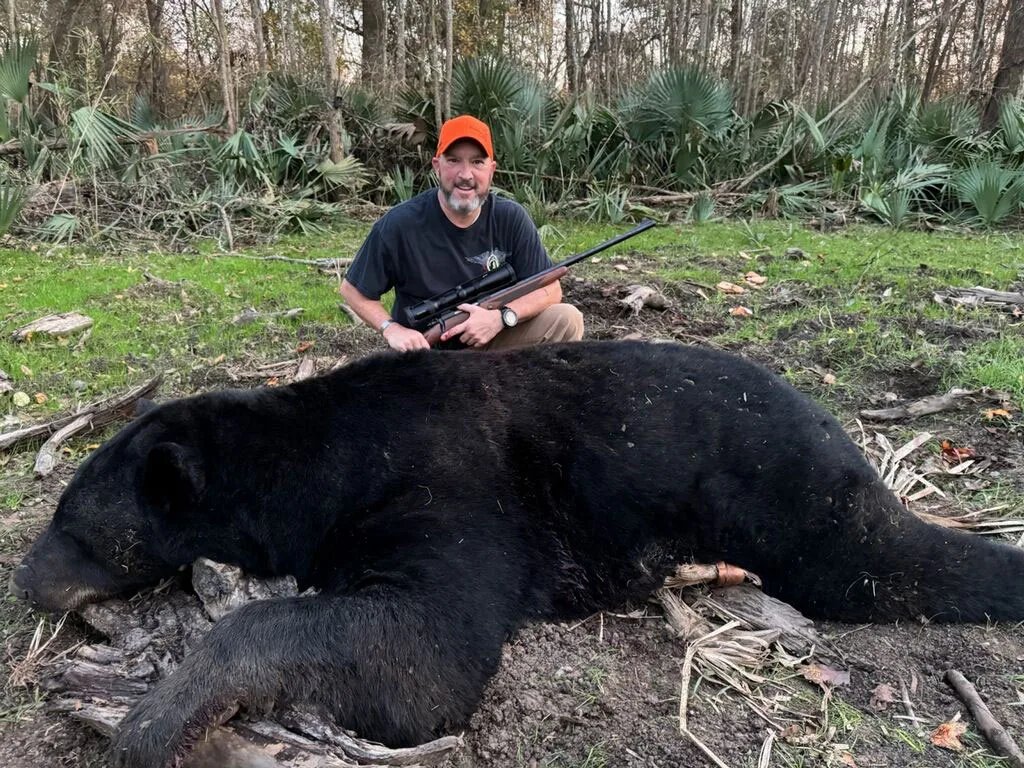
left=316, top=0, right=345, bottom=164
left=283, top=0, right=296, bottom=74
left=7, top=0, right=18, bottom=47
left=444, top=0, right=453, bottom=117
left=901, top=0, right=918, bottom=87
left=361, top=0, right=386, bottom=89
left=728, top=0, right=743, bottom=83
left=970, top=0, right=988, bottom=93
left=395, top=0, right=407, bottom=88
left=143, top=0, right=168, bottom=118
left=212, top=0, right=237, bottom=134
left=250, top=0, right=269, bottom=74
left=565, top=0, right=578, bottom=95
left=698, top=0, right=714, bottom=66
left=923, top=0, right=965, bottom=99
left=984, top=0, right=1024, bottom=127
left=429, top=0, right=442, bottom=125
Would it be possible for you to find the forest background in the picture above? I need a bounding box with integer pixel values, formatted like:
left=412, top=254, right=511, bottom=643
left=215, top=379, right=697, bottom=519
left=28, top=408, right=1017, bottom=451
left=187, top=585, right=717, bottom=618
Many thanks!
left=3, top=0, right=1024, bottom=244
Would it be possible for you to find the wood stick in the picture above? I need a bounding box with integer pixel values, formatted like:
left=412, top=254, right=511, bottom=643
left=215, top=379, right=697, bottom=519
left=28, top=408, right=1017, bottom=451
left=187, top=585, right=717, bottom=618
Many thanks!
left=944, top=669, right=1024, bottom=767
left=237, top=254, right=352, bottom=268
left=859, top=388, right=976, bottom=421
left=34, top=414, right=93, bottom=478
left=0, top=375, right=161, bottom=453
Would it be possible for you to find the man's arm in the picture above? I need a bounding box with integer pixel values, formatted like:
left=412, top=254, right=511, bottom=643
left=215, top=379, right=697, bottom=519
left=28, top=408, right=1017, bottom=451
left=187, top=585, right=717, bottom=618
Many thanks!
left=439, top=280, right=562, bottom=347
left=339, top=279, right=430, bottom=352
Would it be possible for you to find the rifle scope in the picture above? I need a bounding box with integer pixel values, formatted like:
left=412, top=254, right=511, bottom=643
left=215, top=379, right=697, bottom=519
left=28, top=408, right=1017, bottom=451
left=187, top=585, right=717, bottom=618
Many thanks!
left=404, top=262, right=517, bottom=327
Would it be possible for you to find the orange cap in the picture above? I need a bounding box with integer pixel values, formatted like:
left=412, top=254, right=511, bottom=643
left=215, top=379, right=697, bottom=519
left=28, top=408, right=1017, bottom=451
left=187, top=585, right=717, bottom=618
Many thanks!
left=435, top=115, right=494, bottom=159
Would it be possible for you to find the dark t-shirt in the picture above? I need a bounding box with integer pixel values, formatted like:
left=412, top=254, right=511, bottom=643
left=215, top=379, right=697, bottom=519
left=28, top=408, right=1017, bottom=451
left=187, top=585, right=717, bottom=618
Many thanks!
left=345, top=189, right=551, bottom=330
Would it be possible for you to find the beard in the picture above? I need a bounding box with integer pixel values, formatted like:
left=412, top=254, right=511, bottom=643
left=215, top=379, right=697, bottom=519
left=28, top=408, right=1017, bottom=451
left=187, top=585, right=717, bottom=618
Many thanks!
left=442, top=182, right=484, bottom=214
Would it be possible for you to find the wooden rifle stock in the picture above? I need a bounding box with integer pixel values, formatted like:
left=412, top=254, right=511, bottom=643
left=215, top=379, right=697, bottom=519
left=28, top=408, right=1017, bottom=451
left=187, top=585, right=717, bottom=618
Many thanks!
left=422, top=218, right=656, bottom=346
left=423, top=265, right=568, bottom=345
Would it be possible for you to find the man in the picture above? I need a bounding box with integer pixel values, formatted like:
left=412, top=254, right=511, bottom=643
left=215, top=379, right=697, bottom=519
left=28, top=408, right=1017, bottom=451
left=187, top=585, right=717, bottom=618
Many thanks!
left=340, top=115, right=583, bottom=352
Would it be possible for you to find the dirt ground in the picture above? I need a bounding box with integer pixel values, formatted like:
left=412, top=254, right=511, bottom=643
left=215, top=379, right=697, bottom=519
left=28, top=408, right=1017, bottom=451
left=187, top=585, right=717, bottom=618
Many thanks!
left=1, top=276, right=1023, bottom=768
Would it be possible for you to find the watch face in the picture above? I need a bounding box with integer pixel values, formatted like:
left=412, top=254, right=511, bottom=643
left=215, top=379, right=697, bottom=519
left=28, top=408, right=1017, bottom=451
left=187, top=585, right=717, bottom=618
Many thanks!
left=502, top=308, right=518, bottom=327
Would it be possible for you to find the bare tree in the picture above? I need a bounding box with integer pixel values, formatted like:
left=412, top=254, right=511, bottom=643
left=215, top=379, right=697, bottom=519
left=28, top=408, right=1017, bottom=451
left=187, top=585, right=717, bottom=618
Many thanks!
left=143, top=0, right=169, bottom=117
left=984, top=0, right=1024, bottom=126
left=395, top=0, right=407, bottom=88
left=211, top=0, right=237, bottom=134
left=250, top=0, right=269, bottom=74
left=363, top=0, right=387, bottom=89
left=566, top=0, right=578, bottom=95
left=316, top=0, right=346, bottom=163
left=444, top=0, right=452, bottom=116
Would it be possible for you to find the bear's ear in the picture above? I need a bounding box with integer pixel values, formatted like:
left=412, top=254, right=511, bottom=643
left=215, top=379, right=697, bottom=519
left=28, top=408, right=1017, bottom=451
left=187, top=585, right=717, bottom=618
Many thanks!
left=134, top=398, right=157, bottom=417
left=140, top=442, right=205, bottom=518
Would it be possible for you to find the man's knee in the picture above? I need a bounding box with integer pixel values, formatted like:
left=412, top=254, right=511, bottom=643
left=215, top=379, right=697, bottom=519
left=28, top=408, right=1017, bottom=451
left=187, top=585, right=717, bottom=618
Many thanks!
left=542, top=304, right=584, bottom=342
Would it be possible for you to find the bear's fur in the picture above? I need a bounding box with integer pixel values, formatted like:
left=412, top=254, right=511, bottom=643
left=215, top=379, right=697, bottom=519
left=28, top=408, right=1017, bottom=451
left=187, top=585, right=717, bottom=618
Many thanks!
left=13, top=341, right=1024, bottom=768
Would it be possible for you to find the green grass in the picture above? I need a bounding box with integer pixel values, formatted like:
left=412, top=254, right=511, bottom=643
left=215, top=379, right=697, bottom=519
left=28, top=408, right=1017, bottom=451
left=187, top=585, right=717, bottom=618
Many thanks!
left=0, top=227, right=370, bottom=415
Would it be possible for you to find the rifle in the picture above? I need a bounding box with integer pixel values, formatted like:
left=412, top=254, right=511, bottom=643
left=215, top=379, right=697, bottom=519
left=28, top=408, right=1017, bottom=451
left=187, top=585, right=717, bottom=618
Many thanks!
left=409, top=218, right=657, bottom=346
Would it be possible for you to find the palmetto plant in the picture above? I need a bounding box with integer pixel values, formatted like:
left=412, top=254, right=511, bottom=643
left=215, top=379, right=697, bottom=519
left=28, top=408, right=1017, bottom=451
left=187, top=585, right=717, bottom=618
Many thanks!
left=0, top=41, right=37, bottom=140
left=952, top=160, right=1024, bottom=227
left=0, top=183, right=26, bottom=236
left=625, top=66, right=734, bottom=186
left=860, top=163, right=949, bottom=229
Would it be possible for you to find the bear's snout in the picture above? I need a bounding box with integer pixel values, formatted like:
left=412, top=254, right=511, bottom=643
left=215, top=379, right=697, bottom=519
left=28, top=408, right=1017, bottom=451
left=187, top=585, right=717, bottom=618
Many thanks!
left=8, top=564, right=34, bottom=603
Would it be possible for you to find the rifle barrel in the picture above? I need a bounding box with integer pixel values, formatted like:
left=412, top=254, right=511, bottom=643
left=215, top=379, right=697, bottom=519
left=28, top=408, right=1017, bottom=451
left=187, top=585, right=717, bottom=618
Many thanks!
left=557, top=218, right=657, bottom=270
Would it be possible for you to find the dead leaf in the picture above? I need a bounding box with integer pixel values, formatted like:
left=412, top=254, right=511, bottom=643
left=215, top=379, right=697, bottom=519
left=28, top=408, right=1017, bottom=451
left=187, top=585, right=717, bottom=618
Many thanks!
left=614, top=264, right=629, bottom=272
left=729, top=306, right=753, bottom=317
left=296, top=341, right=314, bottom=354
left=983, top=408, right=1012, bottom=420
left=716, top=281, right=746, bottom=295
left=800, top=663, right=851, bottom=687
left=870, top=683, right=895, bottom=710
left=262, top=743, right=287, bottom=757
left=941, top=440, right=976, bottom=465
left=744, top=271, right=768, bottom=286
left=839, top=752, right=857, bottom=767
left=930, top=719, right=967, bottom=752
left=823, top=373, right=837, bottom=386
left=20, top=365, right=32, bottom=377
left=266, top=377, right=280, bottom=387
left=209, top=354, right=226, bottom=366
left=33, top=392, right=47, bottom=404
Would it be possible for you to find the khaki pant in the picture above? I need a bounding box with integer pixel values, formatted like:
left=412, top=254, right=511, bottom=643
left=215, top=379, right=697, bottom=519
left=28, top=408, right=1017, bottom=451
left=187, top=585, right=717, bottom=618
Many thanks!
left=483, top=304, right=584, bottom=350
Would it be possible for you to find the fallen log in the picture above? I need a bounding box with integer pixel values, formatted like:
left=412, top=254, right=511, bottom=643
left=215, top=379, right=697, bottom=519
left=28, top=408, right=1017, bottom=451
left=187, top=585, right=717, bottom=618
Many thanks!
left=0, top=375, right=161, bottom=453
left=933, top=287, right=1024, bottom=311
left=859, top=388, right=976, bottom=421
left=12, top=312, right=93, bottom=341
left=41, top=558, right=462, bottom=768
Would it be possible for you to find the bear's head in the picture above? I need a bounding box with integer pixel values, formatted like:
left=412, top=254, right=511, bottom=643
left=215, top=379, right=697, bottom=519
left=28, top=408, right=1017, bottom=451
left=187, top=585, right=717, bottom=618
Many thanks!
left=11, top=406, right=209, bottom=612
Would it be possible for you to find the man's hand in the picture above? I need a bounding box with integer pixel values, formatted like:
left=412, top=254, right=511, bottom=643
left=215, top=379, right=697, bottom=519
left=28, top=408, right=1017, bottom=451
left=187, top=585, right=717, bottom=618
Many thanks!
left=383, top=323, right=431, bottom=352
left=440, top=304, right=503, bottom=347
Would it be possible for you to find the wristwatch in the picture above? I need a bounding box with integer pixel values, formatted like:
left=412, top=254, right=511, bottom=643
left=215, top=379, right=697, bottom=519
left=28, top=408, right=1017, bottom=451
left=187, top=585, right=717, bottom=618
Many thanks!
left=499, top=306, right=518, bottom=328
left=379, top=319, right=394, bottom=334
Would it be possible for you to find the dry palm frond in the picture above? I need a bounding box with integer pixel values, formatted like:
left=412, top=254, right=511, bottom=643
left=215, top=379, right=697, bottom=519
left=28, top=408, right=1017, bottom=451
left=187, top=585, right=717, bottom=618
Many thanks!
left=7, top=613, right=70, bottom=688
left=857, top=426, right=945, bottom=502
left=853, top=421, right=1024, bottom=537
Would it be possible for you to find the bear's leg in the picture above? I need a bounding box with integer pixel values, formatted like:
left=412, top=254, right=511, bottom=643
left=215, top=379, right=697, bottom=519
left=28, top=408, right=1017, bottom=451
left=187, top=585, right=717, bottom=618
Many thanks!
left=108, top=590, right=504, bottom=768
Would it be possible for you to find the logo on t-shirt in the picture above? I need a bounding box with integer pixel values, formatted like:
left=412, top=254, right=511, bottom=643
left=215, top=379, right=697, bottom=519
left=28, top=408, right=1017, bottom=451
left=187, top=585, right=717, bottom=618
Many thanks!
left=467, top=249, right=508, bottom=272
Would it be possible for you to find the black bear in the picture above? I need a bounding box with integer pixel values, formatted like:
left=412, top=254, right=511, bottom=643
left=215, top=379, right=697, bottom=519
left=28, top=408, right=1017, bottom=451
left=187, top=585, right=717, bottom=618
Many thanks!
left=12, top=340, right=1024, bottom=768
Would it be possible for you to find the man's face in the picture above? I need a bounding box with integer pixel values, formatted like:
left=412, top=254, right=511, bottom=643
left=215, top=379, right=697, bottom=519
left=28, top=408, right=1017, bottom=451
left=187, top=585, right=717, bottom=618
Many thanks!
left=432, top=140, right=496, bottom=215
